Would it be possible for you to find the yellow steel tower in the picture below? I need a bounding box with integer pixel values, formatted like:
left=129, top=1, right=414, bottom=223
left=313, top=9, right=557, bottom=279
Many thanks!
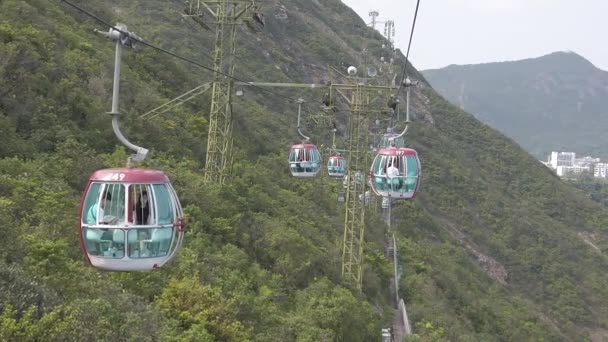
left=228, top=78, right=395, bottom=290
left=331, top=83, right=394, bottom=290
left=185, top=0, right=258, bottom=184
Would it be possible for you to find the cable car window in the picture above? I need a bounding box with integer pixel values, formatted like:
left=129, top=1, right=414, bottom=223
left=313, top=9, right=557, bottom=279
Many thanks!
left=374, top=156, right=386, bottom=175
left=82, top=183, right=101, bottom=225
left=398, top=156, right=406, bottom=176
left=289, top=149, right=299, bottom=162
left=373, top=156, right=387, bottom=190
left=153, top=227, right=174, bottom=257
left=83, top=183, right=125, bottom=225
left=84, top=228, right=124, bottom=258
left=168, top=183, right=183, bottom=216
left=103, top=183, right=126, bottom=225
left=127, top=227, right=174, bottom=258
left=128, top=228, right=154, bottom=258
left=130, top=184, right=154, bottom=225
left=405, top=155, right=418, bottom=192
left=406, top=156, right=417, bottom=177
left=386, top=156, right=399, bottom=176
left=153, top=184, right=175, bottom=224
left=312, top=149, right=321, bottom=162
left=394, top=156, right=401, bottom=173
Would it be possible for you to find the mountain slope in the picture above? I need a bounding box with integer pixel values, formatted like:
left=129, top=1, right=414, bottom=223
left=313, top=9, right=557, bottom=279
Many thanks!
left=0, top=0, right=607, bottom=341
left=422, top=51, right=608, bottom=158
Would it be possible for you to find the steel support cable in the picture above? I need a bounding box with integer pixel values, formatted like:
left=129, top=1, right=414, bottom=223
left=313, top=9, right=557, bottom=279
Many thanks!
left=395, top=0, right=421, bottom=98
left=59, top=0, right=310, bottom=105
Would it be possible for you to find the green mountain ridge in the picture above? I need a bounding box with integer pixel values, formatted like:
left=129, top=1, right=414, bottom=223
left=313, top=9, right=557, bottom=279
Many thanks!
left=1, top=1, right=607, bottom=341
left=437, top=51, right=599, bottom=73
left=422, top=51, right=608, bottom=159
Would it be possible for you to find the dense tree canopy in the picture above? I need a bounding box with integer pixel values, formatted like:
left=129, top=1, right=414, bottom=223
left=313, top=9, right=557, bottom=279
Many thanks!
left=1, top=0, right=607, bottom=341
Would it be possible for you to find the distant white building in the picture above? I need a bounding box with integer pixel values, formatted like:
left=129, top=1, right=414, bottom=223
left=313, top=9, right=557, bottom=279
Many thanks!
left=575, top=156, right=600, bottom=165
left=541, top=151, right=608, bottom=177
left=542, top=151, right=603, bottom=178
left=594, top=163, right=608, bottom=178
left=550, top=152, right=576, bottom=168
left=557, top=165, right=590, bottom=177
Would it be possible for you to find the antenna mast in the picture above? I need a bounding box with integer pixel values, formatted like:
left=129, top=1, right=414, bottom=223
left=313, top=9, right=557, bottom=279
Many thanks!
left=368, top=10, right=379, bottom=29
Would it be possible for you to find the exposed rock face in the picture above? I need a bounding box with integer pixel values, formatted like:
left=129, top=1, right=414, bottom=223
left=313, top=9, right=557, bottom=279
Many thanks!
left=467, top=245, right=508, bottom=285
left=439, top=217, right=508, bottom=285
left=577, top=231, right=602, bottom=254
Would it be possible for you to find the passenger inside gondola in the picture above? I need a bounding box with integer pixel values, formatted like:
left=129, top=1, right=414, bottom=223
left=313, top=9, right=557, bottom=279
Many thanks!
left=296, top=149, right=304, bottom=172
left=86, top=192, right=114, bottom=224
left=386, top=160, right=402, bottom=191
left=135, top=190, right=150, bottom=225
left=107, top=184, right=126, bottom=224
left=84, top=183, right=126, bottom=225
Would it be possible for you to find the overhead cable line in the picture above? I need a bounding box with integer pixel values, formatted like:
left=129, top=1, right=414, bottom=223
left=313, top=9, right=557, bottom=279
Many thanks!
left=395, top=0, right=421, bottom=97
left=59, top=0, right=309, bottom=105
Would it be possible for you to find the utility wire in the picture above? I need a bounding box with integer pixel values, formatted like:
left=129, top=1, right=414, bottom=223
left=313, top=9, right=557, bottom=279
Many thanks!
left=59, top=0, right=308, bottom=105
left=395, top=0, right=421, bottom=97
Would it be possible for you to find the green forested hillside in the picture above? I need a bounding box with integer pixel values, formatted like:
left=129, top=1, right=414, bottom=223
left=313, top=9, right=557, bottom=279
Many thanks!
left=1, top=1, right=608, bottom=341
left=422, top=52, right=608, bottom=159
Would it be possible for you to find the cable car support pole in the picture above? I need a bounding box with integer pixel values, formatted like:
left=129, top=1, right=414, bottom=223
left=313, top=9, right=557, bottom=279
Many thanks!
left=98, top=24, right=149, bottom=164
left=296, top=99, right=310, bottom=141
left=330, top=128, right=342, bottom=154
left=389, top=78, right=414, bottom=146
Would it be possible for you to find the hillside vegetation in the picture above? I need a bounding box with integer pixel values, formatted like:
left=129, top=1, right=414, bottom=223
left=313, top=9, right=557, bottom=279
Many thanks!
left=422, top=52, right=608, bottom=159
left=1, top=0, right=608, bottom=341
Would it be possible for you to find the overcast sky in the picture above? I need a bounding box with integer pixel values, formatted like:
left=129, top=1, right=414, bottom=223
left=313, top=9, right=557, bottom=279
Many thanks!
left=341, top=0, right=608, bottom=71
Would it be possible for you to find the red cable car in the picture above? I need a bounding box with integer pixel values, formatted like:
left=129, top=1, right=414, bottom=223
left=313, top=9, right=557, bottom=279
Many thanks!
left=288, top=143, right=322, bottom=177
left=79, top=168, right=185, bottom=271
left=370, top=147, right=421, bottom=199
left=327, top=155, right=347, bottom=177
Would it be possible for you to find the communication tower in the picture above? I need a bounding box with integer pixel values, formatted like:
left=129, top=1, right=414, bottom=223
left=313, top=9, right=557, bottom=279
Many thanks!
left=369, top=10, right=380, bottom=29
left=383, top=20, right=396, bottom=48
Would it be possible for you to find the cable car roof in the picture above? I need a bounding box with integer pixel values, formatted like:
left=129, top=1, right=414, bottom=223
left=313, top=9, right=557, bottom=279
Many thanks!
left=88, top=168, right=170, bottom=183
left=329, top=155, right=345, bottom=160
left=376, top=147, right=418, bottom=156
left=290, top=143, right=318, bottom=149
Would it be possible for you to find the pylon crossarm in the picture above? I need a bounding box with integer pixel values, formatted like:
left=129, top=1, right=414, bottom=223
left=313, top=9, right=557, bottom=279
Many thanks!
left=140, top=83, right=212, bottom=119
